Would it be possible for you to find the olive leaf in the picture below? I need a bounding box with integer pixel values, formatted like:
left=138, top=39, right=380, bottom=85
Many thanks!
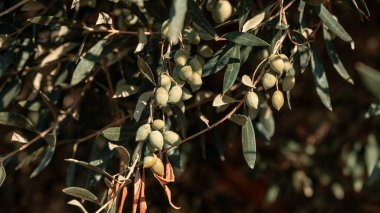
left=27, top=16, right=80, bottom=27
left=242, top=11, right=265, bottom=32
left=229, top=114, right=248, bottom=126
left=0, top=112, right=35, bottom=132
left=65, top=159, right=114, bottom=180
left=223, top=32, right=269, bottom=47
left=365, top=98, right=380, bottom=118
left=71, top=35, right=109, bottom=85
left=41, top=43, right=79, bottom=67
left=241, top=116, right=256, bottom=169
left=187, top=0, right=219, bottom=40
left=315, top=5, right=355, bottom=49
left=255, top=103, right=275, bottom=144
left=0, top=50, right=13, bottom=77
left=241, top=75, right=255, bottom=88
left=108, top=143, right=131, bottom=168
left=30, top=133, right=56, bottom=178
left=223, top=45, right=241, bottom=94
left=0, top=164, right=5, bottom=187
left=355, top=62, right=380, bottom=97
left=212, top=94, right=237, bottom=107
left=310, top=44, right=332, bottom=111
left=365, top=134, right=379, bottom=176
left=237, top=0, right=252, bottom=31
left=202, top=44, right=235, bottom=77
left=323, top=28, right=353, bottom=84
left=133, top=91, right=153, bottom=122
left=137, top=56, right=156, bottom=85
left=101, top=127, right=131, bottom=141
left=67, top=199, right=89, bottom=213
left=0, top=78, right=21, bottom=111
left=62, top=187, right=100, bottom=205
left=298, top=45, right=310, bottom=73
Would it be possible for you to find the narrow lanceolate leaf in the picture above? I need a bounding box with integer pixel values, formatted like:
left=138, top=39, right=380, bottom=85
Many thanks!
left=187, top=0, right=219, bottom=40
left=137, top=57, right=156, bottom=85
left=30, top=133, right=56, bottom=178
left=366, top=160, right=380, bottom=188
left=298, top=45, right=310, bottom=73
left=316, top=5, right=354, bottom=48
left=255, top=103, right=275, bottom=144
left=0, top=164, right=5, bottom=187
left=67, top=199, right=89, bottom=213
left=365, top=134, right=379, bottom=176
left=108, top=143, right=131, bottom=167
left=41, top=43, right=79, bottom=67
left=223, top=45, right=241, bottom=93
left=0, top=112, right=35, bottom=132
left=63, top=187, right=100, bottom=204
left=310, top=44, right=332, bottom=111
left=71, top=36, right=109, bottom=85
left=102, top=127, right=123, bottom=141
left=365, top=98, right=380, bottom=118
left=65, top=159, right=114, bottom=180
left=27, top=16, right=80, bottom=27
left=242, top=11, right=265, bottom=32
left=223, top=32, right=269, bottom=47
left=242, top=116, right=256, bottom=169
left=202, top=44, right=234, bottom=77
left=133, top=91, right=153, bottom=122
left=168, top=0, right=187, bottom=45
left=323, top=28, right=354, bottom=84
left=237, top=0, right=252, bottom=31
left=229, top=114, right=248, bottom=126
left=355, top=62, right=380, bottom=97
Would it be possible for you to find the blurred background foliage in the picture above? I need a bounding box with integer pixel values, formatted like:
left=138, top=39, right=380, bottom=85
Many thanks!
left=0, top=0, right=380, bottom=212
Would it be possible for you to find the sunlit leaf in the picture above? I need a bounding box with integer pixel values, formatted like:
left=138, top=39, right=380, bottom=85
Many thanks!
left=310, top=44, right=332, bottom=111
left=241, top=75, right=254, bottom=88
left=0, top=112, right=35, bottom=132
left=229, top=114, right=248, bottom=126
left=28, top=16, right=79, bottom=27
left=30, top=133, right=56, bottom=178
left=133, top=91, right=153, bottom=122
left=242, top=11, right=265, bottom=32
left=96, top=12, right=113, bottom=25
left=223, top=32, right=269, bottom=47
left=202, top=44, right=234, bottom=77
left=137, top=56, right=156, bottom=85
left=67, top=199, right=89, bottom=213
left=199, top=113, right=210, bottom=127
left=65, top=159, right=114, bottom=180
left=63, top=187, right=100, bottom=204
left=212, top=94, right=237, bottom=107
left=237, top=0, right=252, bottom=31
left=108, top=143, right=130, bottom=168
left=355, top=62, right=380, bottom=97
left=101, top=127, right=129, bottom=141
left=0, top=164, right=5, bottom=187
left=223, top=45, right=241, bottom=93
left=41, top=43, right=79, bottom=67
left=365, top=134, right=379, bottom=176
left=11, top=132, right=28, bottom=144
left=242, top=116, right=256, bottom=169
left=0, top=78, right=21, bottom=110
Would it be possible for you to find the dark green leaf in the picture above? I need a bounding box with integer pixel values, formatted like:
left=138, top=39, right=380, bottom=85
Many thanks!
left=62, top=187, right=99, bottom=204
left=15, top=147, right=45, bottom=170
left=0, top=112, right=35, bottom=132
left=0, top=50, right=13, bottom=76
left=137, top=56, right=156, bottom=85
left=0, top=164, right=5, bottom=187
left=310, top=44, right=332, bottom=111
left=108, top=143, right=130, bottom=167
left=365, top=134, right=379, bottom=176
left=365, top=98, right=380, bottom=118
left=171, top=104, right=187, bottom=137
left=71, top=36, right=109, bottom=85
left=202, top=44, right=234, bottom=77
left=133, top=91, right=153, bottom=122
left=366, top=160, right=380, bottom=188
left=355, top=62, right=380, bottom=97
left=65, top=159, right=114, bottom=180
left=289, top=30, right=308, bottom=45
left=316, top=5, right=354, bottom=47
left=298, top=45, right=310, bottom=73
left=27, top=16, right=80, bottom=27
left=242, top=116, right=256, bottom=169
left=168, top=0, right=187, bottom=44
left=223, top=45, right=241, bottom=93
left=188, top=0, right=219, bottom=40
left=30, top=133, right=56, bottom=178
left=255, top=102, right=275, bottom=144
left=323, top=28, right=353, bottom=84
left=237, top=0, right=252, bottom=31
left=0, top=78, right=21, bottom=110
left=223, top=32, right=269, bottom=47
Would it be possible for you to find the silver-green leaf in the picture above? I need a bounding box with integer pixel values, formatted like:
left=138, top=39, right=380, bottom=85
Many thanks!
left=30, top=133, right=56, bottom=178
left=355, top=62, right=380, bottom=97
left=242, top=116, right=256, bottom=169
left=62, top=187, right=100, bottom=204
left=202, top=44, right=235, bottom=77
left=133, top=91, right=153, bottom=122
left=137, top=56, right=156, bottom=85
left=223, top=32, right=269, bottom=47
left=0, top=164, right=5, bottom=187
left=0, top=112, right=35, bottom=132
left=223, top=45, right=241, bottom=93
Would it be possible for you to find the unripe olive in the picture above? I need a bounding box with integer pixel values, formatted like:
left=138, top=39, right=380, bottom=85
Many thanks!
left=174, top=49, right=189, bottom=66
left=155, top=87, right=169, bottom=107
left=198, top=45, right=214, bottom=58
left=206, top=0, right=217, bottom=12
left=189, top=58, right=203, bottom=75
left=146, top=143, right=158, bottom=152
left=304, top=0, right=324, bottom=6
left=269, top=54, right=284, bottom=75
left=181, top=87, right=193, bottom=101
left=149, top=130, right=164, bottom=150
left=246, top=91, right=259, bottom=109
left=161, top=19, right=170, bottom=39
left=151, top=158, right=165, bottom=176
left=172, top=67, right=186, bottom=86
left=262, top=73, right=277, bottom=90
left=126, top=15, right=138, bottom=26
left=143, top=153, right=157, bottom=168
left=135, top=123, right=151, bottom=141
left=168, top=85, right=183, bottom=103
left=194, top=55, right=205, bottom=66
left=184, top=28, right=201, bottom=45
left=282, top=75, right=295, bottom=91
left=257, top=48, right=269, bottom=61
left=179, top=65, right=193, bottom=81
left=187, top=72, right=203, bottom=92
left=160, top=74, right=171, bottom=91
left=163, top=131, right=181, bottom=146
left=272, top=90, right=284, bottom=111
left=152, top=119, right=165, bottom=130
left=211, top=0, right=233, bottom=24
left=279, top=54, right=291, bottom=73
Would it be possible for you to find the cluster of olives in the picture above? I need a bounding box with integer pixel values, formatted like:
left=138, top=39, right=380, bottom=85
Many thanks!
left=206, top=0, right=233, bottom=24
left=136, top=119, right=181, bottom=176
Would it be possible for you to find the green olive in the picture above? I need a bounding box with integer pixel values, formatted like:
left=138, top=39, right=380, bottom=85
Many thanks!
left=149, top=130, right=164, bottom=150
left=272, top=90, right=284, bottom=111
left=189, top=58, right=203, bottom=75
left=174, top=49, right=189, bottom=66
left=279, top=54, right=291, bottom=73
left=143, top=153, right=157, bottom=168
left=160, top=74, right=171, bottom=91
left=269, top=54, right=284, bottom=75
left=135, top=123, right=151, bottom=141
left=262, top=73, right=277, bottom=90
left=163, top=131, right=181, bottom=146
left=151, top=158, right=165, bottom=176
left=155, top=87, right=169, bottom=107
left=179, top=65, right=193, bottom=81
left=168, top=85, right=183, bottom=103
left=152, top=119, right=165, bottom=130
left=282, top=75, right=295, bottom=91
left=187, top=72, right=203, bottom=92
left=198, top=45, right=213, bottom=58
left=211, top=0, right=233, bottom=24
left=245, top=91, right=259, bottom=109
left=181, top=87, right=193, bottom=101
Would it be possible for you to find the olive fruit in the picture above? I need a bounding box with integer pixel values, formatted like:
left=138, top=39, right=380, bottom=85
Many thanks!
left=282, top=75, right=295, bottom=91
left=211, top=0, right=233, bottom=24
left=161, top=19, right=170, bottom=39
left=304, top=0, right=324, bottom=6
left=155, top=87, right=169, bottom=107
left=181, top=87, right=193, bottom=101
left=198, top=45, right=214, bottom=58
left=168, top=85, right=183, bottom=103
left=257, top=48, right=269, bottom=61
left=151, top=158, right=165, bottom=176
left=146, top=143, right=158, bottom=152
left=149, top=130, right=164, bottom=150
left=184, top=28, right=201, bottom=45
left=262, top=73, right=277, bottom=90
left=206, top=0, right=217, bottom=12
left=187, top=72, right=203, bottom=92
left=135, top=123, right=151, bottom=141
left=160, top=74, right=171, bottom=91
left=152, top=119, right=165, bottom=130
left=174, top=49, right=189, bottom=66
left=272, top=90, right=284, bottom=111
left=194, top=55, right=205, bottom=66
left=189, top=58, right=203, bottom=75
left=172, top=67, right=186, bottom=86
left=179, top=65, right=193, bottom=81
left=279, top=54, right=291, bottom=73
left=163, top=131, right=181, bottom=146
left=246, top=91, right=259, bottom=109
left=143, top=153, right=157, bottom=168
left=269, top=54, right=284, bottom=75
